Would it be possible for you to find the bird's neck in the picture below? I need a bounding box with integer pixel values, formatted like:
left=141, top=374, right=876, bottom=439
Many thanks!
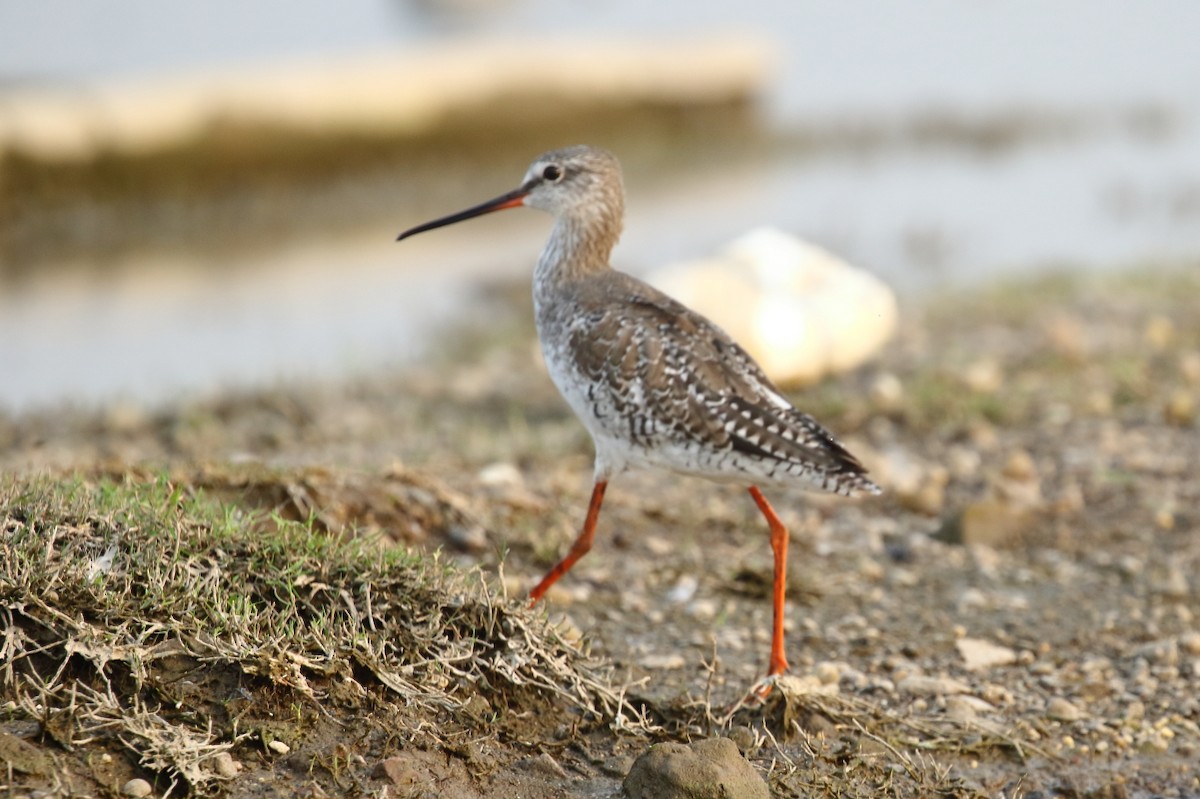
left=534, top=209, right=622, bottom=292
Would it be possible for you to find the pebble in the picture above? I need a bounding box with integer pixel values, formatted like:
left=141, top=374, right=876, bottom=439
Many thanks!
left=623, top=737, right=769, bottom=799
left=525, top=752, right=568, bottom=779
left=639, top=653, right=686, bottom=670
left=963, top=359, right=1004, bottom=393
left=548, top=613, right=585, bottom=647
left=644, top=535, right=673, bottom=556
left=1001, top=449, right=1036, bottom=481
left=267, top=740, right=290, bottom=755
left=1044, top=313, right=1086, bottom=359
left=896, top=675, right=971, bottom=697
left=726, top=726, right=758, bottom=755
left=687, top=598, right=719, bottom=621
left=1154, top=507, right=1175, bottom=530
left=776, top=673, right=839, bottom=697
left=1143, top=314, right=1175, bottom=349
left=899, top=466, right=948, bottom=516
left=869, top=372, right=904, bottom=411
left=122, top=779, right=152, bottom=798
left=980, top=683, right=1014, bottom=706
left=476, top=461, right=524, bottom=488
left=1181, top=351, right=1200, bottom=385
left=377, top=756, right=422, bottom=786
left=956, top=637, right=1018, bottom=671
left=446, top=522, right=488, bottom=551
left=1179, top=632, right=1200, bottom=656
left=944, top=695, right=979, bottom=723
left=1046, top=697, right=1086, bottom=722
left=946, top=445, right=982, bottom=480
left=1164, top=390, right=1195, bottom=426
left=941, top=500, right=1033, bottom=548
left=814, top=661, right=841, bottom=685
left=213, top=751, right=240, bottom=778
left=666, top=575, right=699, bottom=604
left=1159, top=567, right=1190, bottom=599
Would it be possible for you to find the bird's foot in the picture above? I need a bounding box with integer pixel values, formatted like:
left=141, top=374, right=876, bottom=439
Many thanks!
left=716, top=674, right=782, bottom=722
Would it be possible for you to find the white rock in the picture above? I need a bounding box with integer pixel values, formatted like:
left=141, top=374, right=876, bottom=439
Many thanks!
left=1046, top=697, right=1086, bottom=722
left=213, top=752, right=240, bottom=778
left=896, top=675, right=971, bottom=697
left=666, top=575, right=699, bottom=604
left=956, top=637, right=1018, bottom=671
left=639, top=653, right=687, bottom=670
left=122, top=779, right=152, bottom=798
left=775, top=674, right=839, bottom=697
left=647, top=228, right=897, bottom=385
left=476, top=462, right=524, bottom=488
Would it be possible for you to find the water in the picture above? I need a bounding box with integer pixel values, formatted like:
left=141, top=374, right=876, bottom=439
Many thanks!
left=2, top=1, right=1199, bottom=411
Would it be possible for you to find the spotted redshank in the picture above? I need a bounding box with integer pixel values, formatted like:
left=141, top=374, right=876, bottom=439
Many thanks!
left=398, top=145, right=880, bottom=682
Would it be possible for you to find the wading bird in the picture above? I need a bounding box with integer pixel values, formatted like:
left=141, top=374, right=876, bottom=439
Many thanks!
left=397, top=146, right=879, bottom=683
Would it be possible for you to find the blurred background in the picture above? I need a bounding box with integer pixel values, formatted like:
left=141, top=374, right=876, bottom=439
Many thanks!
left=2, top=0, right=1199, bottom=411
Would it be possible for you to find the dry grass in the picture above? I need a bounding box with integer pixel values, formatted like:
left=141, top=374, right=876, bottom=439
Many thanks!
left=0, top=474, right=633, bottom=795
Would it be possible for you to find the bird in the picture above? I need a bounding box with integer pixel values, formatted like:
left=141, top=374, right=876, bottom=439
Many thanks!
left=397, top=145, right=880, bottom=685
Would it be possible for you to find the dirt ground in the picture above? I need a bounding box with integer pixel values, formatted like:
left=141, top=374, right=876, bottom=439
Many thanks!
left=2, top=267, right=1199, bottom=798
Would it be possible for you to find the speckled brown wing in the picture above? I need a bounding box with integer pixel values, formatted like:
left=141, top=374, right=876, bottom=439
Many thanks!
left=566, top=275, right=879, bottom=495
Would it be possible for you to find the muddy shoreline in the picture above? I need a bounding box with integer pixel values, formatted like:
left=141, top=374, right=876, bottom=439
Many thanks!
left=2, top=266, right=1199, bottom=797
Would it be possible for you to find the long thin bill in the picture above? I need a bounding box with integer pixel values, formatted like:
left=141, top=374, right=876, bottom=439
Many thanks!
left=396, top=187, right=529, bottom=241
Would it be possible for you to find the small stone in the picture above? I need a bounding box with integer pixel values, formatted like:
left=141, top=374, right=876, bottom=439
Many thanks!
left=1001, top=450, right=1035, bottom=481
left=981, top=683, right=1014, bottom=706
left=899, top=466, right=948, bottom=516
left=1154, top=508, right=1175, bottom=530
left=122, top=779, right=152, bottom=798
left=963, top=359, right=1003, bottom=394
left=1046, top=697, right=1085, bottom=722
left=524, top=752, right=568, bottom=779
left=938, top=501, right=1033, bottom=548
left=446, top=523, right=488, bottom=551
left=814, top=661, right=841, bottom=685
left=267, top=740, right=290, bottom=755
left=623, top=737, right=769, bottom=799
left=1164, top=390, right=1195, bottom=427
left=1160, top=567, right=1190, bottom=599
left=377, top=756, right=421, bottom=786
left=1086, top=390, right=1114, bottom=415
left=213, top=752, right=240, bottom=778
left=956, top=637, right=1018, bottom=671
left=477, top=462, right=524, bottom=488
left=548, top=613, right=585, bottom=647
left=869, top=372, right=904, bottom=410
left=1045, top=314, right=1086, bottom=359
left=1133, top=638, right=1179, bottom=666
left=666, top=575, right=699, bottom=604
left=1143, top=314, right=1175, bottom=349
left=944, top=695, right=979, bottom=723
left=1181, top=351, right=1200, bottom=386
left=1179, top=632, right=1200, bottom=656
left=896, top=675, right=971, bottom=697
left=776, top=674, right=838, bottom=697
left=946, top=445, right=982, bottom=479
left=639, top=653, right=686, bottom=670
left=687, top=598, right=719, bottom=621
left=726, top=726, right=758, bottom=755
left=644, top=535, right=673, bottom=556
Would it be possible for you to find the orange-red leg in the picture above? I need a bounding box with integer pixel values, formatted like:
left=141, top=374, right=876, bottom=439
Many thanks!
left=529, top=480, right=608, bottom=604
left=748, top=486, right=790, bottom=676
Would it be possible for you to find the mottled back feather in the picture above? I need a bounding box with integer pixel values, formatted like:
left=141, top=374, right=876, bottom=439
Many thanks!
left=552, top=270, right=879, bottom=496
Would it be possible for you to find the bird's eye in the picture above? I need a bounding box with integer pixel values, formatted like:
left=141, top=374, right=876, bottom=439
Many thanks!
left=542, top=165, right=562, bottom=182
